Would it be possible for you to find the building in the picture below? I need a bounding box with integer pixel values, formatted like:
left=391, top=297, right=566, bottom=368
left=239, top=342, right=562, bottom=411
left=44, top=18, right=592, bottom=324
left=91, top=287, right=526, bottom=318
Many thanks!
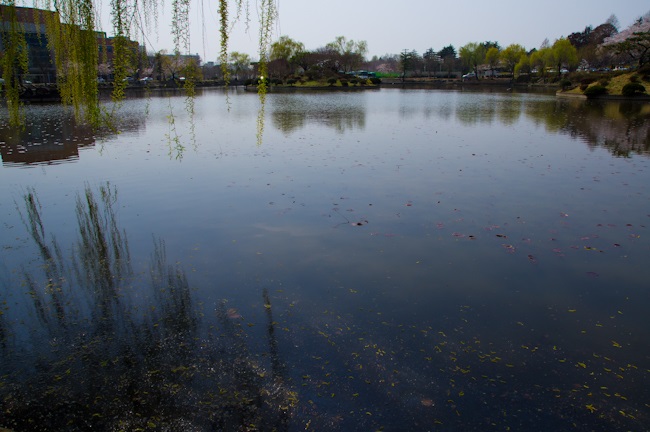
left=0, top=5, right=57, bottom=83
left=0, top=5, right=141, bottom=84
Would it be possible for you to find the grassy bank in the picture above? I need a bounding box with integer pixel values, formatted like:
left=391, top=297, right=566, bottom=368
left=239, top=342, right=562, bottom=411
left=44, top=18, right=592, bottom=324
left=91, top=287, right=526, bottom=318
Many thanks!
left=559, top=70, right=650, bottom=98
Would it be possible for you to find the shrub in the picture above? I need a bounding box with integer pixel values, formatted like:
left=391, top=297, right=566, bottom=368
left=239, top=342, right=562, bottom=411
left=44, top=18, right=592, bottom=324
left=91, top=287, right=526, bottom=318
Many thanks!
left=515, top=74, right=531, bottom=83
left=598, top=78, right=610, bottom=87
left=370, top=77, right=381, bottom=85
left=583, top=84, right=608, bottom=98
left=340, top=79, right=348, bottom=87
left=622, top=82, right=647, bottom=97
left=286, top=79, right=297, bottom=86
left=327, top=77, right=337, bottom=86
left=559, top=79, right=572, bottom=90
left=350, top=79, right=358, bottom=85
left=629, top=74, right=639, bottom=83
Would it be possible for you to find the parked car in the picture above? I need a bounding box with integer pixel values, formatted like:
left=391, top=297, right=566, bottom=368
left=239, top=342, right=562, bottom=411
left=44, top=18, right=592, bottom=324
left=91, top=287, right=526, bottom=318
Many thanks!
left=139, top=77, right=153, bottom=83
left=462, top=72, right=476, bottom=79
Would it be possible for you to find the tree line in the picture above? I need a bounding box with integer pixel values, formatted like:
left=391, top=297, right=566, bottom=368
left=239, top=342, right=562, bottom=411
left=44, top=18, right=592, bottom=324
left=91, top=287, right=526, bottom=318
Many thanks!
left=209, top=11, right=649, bottom=83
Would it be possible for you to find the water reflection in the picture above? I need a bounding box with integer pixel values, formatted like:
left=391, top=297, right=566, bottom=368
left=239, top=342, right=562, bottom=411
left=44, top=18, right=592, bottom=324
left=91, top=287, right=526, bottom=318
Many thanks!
left=0, top=103, right=147, bottom=166
left=1, top=184, right=293, bottom=431
left=270, top=93, right=367, bottom=134
left=2, top=91, right=649, bottom=166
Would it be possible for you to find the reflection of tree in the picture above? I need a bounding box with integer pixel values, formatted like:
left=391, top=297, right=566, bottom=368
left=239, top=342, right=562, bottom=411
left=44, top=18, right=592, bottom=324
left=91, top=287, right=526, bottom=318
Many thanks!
left=526, top=99, right=650, bottom=157
left=455, top=98, right=497, bottom=125
left=1, top=184, right=294, bottom=430
left=270, top=94, right=367, bottom=134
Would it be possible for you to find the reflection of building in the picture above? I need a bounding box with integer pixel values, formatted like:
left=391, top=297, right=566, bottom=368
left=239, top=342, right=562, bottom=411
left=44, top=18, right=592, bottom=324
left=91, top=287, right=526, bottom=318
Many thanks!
left=0, top=116, right=95, bottom=166
left=0, top=5, right=58, bottom=83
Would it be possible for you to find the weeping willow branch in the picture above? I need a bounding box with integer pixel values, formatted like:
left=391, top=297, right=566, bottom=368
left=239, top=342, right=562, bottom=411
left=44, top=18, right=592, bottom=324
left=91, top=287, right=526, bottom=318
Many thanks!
left=0, top=1, right=30, bottom=126
left=255, top=0, right=276, bottom=143
left=218, top=0, right=229, bottom=86
left=1, top=0, right=278, bottom=129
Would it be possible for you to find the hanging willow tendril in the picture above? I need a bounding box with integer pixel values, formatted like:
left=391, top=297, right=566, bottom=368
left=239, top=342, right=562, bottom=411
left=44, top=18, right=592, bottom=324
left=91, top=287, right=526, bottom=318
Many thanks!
left=1, top=0, right=278, bottom=130
left=255, top=0, right=276, bottom=143
left=218, top=0, right=229, bottom=87
left=0, top=1, right=29, bottom=126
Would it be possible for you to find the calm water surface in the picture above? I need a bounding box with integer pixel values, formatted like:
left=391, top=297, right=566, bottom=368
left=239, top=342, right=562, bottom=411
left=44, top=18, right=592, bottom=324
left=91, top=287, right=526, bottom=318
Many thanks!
left=0, top=88, right=649, bottom=431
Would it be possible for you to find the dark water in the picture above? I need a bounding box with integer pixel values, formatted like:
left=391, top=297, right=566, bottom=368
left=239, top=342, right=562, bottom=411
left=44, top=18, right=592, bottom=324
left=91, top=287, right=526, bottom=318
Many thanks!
left=1, top=88, right=649, bottom=431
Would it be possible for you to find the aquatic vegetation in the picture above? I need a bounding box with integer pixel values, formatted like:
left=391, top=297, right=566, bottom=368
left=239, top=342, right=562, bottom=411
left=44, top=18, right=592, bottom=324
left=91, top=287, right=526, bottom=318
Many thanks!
left=1, top=90, right=649, bottom=430
left=1, top=185, right=296, bottom=430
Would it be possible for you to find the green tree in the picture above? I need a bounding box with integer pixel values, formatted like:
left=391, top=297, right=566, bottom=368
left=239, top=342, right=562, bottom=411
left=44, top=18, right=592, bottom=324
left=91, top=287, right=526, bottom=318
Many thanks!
left=325, top=36, right=368, bottom=72
left=459, top=42, right=486, bottom=79
left=608, top=32, right=650, bottom=67
left=514, top=53, right=531, bottom=76
left=423, top=48, right=440, bottom=77
left=0, top=0, right=277, bottom=127
left=270, top=36, right=305, bottom=68
left=399, top=49, right=418, bottom=80
left=530, top=47, right=553, bottom=82
left=485, top=46, right=500, bottom=77
left=0, top=2, right=29, bottom=125
left=602, top=12, right=650, bottom=67
left=550, top=38, right=578, bottom=77
left=268, top=36, right=305, bottom=77
left=437, top=45, right=457, bottom=77
left=229, top=51, right=251, bottom=81
left=500, top=44, right=526, bottom=77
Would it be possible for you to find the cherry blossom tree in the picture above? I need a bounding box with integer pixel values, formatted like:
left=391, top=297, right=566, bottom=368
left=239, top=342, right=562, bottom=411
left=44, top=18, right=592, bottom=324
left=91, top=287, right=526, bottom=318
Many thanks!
left=603, top=11, right=650, bottom=66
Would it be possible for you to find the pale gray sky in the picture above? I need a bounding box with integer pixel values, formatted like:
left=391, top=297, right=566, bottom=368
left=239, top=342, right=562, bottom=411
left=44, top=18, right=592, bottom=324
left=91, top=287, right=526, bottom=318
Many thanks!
left=122, top=0, right=649, bottom=62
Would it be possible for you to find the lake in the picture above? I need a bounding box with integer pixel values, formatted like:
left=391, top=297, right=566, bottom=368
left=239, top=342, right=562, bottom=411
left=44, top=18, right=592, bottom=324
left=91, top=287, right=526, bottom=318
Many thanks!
left=1, top=88, right=649, bottom=431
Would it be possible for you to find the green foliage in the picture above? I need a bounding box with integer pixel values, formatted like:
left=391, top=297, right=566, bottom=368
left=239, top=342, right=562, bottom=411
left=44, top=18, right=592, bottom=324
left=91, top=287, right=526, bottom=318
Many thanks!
left=580, top=77, right=596, bottom=91
left=47, top=0, right=102, bottom=126
left=0, top=2, right=29, bottom=126
left=606, top=31, right=650, bottom=67
left=369, top=77, right=381, bottom=85
left=270, top=35, right=305, bottom=65
left=459, top=42, right=486, bottom=76
left=501, top=44, right=526, bottom=76
left=583, top=84, right=608, bottom=97
left=621, top=82, right=646, bottom=96
left=1, top=0, right=275, bottom=129
left=559, top=79, right=572, bottom=90
left=219, top=0, right=230, bottom=85
left=515, top=74, right=531, bottom=83
left=550, top=38, right=578, bottom=73
left=485, top=46, right=500, bottom=73
left=514, top=53, right=530, bottom=76
left=327, top=77, right=337, bottom=86
left=399, top=50, right=418, bottom=77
